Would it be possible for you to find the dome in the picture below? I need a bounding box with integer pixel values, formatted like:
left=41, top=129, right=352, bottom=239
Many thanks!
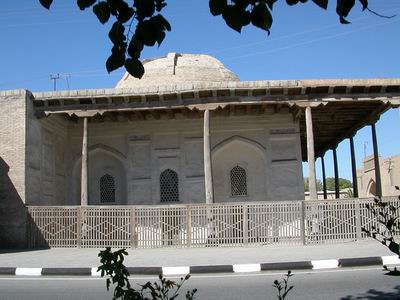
left=116, top=52, right=239, bottom=89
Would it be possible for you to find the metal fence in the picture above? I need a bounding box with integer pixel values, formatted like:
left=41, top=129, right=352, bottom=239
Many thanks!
left=26, top=197, right=399, bottom=248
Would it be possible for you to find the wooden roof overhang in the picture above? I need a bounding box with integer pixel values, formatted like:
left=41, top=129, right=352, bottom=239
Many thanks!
left=32, top=79, right=400, bottom=161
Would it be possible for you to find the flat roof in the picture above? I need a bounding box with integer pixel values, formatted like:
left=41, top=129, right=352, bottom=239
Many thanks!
left=28, top=78, right=400, bottom=161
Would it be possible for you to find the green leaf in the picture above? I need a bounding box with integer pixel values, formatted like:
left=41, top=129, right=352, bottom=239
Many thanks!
left=222, top=5, right=250, bottom=33
left=336, top=0, right=355, bottom=24
left=358, top=0, right=368, bottom=10
left=266, top=0, right=278, bottom=10
left=125, top=58, right=145, bottom=79
left=389, top=241, right=400, bottom=255
left=127, top=36, right=144, bottom=59
left=77, top=0, right=97, bottom=10
left=108, top=21, right=126, bottom=45
left=136, top=20, right=157, bottom=46
left=286, top=0, right=299, bottom=5
left=209, top=0, right=227, bottom=16
left=312, top=0, right=328, bottom=9
left=93, top=2, right=111, bottom=24
left=39, top=0, right=53, bottom=9
left=251, top=2, right=273, bottom=33
left=106, top=51, right=125, bottom=73
left=135, top=0, right=156, bottom=19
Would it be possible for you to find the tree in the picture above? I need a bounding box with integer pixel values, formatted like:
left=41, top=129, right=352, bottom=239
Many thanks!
left=303, top=177, right=323, bottom=192
left=38, top=0, right=394, bottom=78
left=325, top=177, right=352, bottom=191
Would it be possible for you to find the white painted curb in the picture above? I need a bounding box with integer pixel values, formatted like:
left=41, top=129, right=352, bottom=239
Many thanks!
left=311, top=259, right=339, bottom=270
left=15, top=268, right=42, bottom=276
left=382, top=255, right=400, bottom=266
left=233, top=264, right=261, bottom=273
left=162, top=266, right=190, bottom=276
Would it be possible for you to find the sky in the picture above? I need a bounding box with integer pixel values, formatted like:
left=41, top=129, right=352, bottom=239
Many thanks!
left=0, top=0, right=399, bottom=182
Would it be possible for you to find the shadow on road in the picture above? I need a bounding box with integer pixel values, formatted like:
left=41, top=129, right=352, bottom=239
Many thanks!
left=341, top=285, right=400, bottom=299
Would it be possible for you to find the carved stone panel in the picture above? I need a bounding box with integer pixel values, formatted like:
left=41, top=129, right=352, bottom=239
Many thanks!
left=270, top=138, right=297, bottom=162
left=184, top=138, right=203, bottom=177
left=131, top=143, right=151, bottom=179
left=269, top=163, right=299, bottom=200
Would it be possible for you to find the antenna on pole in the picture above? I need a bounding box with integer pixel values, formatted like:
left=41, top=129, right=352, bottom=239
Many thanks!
left=50, top=73, right=60, bottom=91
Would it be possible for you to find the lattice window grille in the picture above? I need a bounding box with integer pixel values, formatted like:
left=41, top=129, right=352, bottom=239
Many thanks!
left=230, top=165, right=247, bottom=197
left=160, top=169, right=179, bottom=202
left=100, top=174, right=116, bottom=203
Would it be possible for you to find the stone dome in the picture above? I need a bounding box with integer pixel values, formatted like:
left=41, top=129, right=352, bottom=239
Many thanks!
left=116, top=52, right=239, bottom=89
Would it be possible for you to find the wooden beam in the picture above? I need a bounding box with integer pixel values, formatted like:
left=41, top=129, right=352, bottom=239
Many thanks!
left=350, top=136, right=359, bottom=198
left=81, top=117, right=88, bottom=206
left=371, top=123, right=382, bottom=197
left=321, top=156, right=327, bottom=199
left=204, top=109, right=214, bottom=204
left=316, top=103, right=391, bottom=157
left=306, top=106, right=318, bottom=200
left=333, top=147, right=340, bottom=199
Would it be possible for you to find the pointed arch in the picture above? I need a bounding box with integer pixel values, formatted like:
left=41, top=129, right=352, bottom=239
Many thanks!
left=212, top=135, right=266, bottom=162
left=367, top=179, right=377, bottom=197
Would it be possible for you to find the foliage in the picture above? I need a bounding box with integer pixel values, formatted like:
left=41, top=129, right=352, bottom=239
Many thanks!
left=38, top=0, right=393, bottom=78
left=98, top=247, right=197, bottom=300
left=304, top=177, right=352, bottom=192
left=272, top=271, right=294, bottom=300
left=325, top=177, right=352, bottom=191
left=303, top=177, right=323, bottom=192
left=362, top=186, right=400, bottom=275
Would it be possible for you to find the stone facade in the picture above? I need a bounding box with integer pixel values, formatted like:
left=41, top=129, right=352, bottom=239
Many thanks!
left=62, top=108, right=303, bottom=205
left=357, top=155, right=400, bottom=197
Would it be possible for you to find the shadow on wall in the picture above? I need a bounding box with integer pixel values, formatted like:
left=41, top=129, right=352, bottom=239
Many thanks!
left=0, top=157, right=47, bottom=250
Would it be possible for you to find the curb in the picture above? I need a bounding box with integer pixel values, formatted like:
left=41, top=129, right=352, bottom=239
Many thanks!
left=2, top=255, right=400, bottom=277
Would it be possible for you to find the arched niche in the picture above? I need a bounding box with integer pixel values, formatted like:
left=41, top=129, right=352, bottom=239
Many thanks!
left=367, top=179, right=377, bottom=197
left=72, top=144, right=127, bottom=205
left=211, top=136, right=267, bottom=202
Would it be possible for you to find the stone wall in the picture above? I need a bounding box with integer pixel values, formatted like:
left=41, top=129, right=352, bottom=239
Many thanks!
left=357, top=155, right=400, bottom=197
left=0, top=90, right=28, bottom=248
left=25, top=113, right=69, bottom=206
left=66, top=108, right=304, bottom=205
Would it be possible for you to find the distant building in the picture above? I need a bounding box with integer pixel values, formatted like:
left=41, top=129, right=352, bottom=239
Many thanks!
left=357, top=155, right=400, bottom=197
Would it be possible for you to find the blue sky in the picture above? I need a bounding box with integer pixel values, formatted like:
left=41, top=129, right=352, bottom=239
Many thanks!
left=0, top=0, right=399, bottom=181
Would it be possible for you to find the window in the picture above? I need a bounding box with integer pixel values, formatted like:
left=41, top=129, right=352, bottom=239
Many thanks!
left=100, top=174, right=115, bottom=203
left=160, top=169, right=179, bottom=202
left=230, top=165, right=247, bottom=197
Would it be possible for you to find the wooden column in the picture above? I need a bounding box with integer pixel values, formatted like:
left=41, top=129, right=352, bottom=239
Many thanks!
left=350, top=136, right=359, bottom=198
left=321, top=156, right=327, bottom=200
left=333, top=147, right=340, bottom=199
left=305, top=106, right=317, bottom=200
left=81, top=117, right=88, bottom=206
left=203, top=109, right=214, bottom=204
left=371, top=123, right=382, bottom=197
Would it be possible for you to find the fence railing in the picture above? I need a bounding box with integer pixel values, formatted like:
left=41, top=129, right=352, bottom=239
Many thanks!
left=26, top=197, right=399, bottom=249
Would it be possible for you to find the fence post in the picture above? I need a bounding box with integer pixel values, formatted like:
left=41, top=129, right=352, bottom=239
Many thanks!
left=243, top=204, right=248, bottom=246
left=300, top=201, right=306, bottom=245
left=186, top=206, right=192, bottom=248
left=355, top=199, right=362, bottom=240
left=130, top=207, right=136, bottom=248
left=77, top=207, right=82, bottom=248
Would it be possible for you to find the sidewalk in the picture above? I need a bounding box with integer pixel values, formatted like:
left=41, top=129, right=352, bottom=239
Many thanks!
left=1, top=240, right=399, bottom=275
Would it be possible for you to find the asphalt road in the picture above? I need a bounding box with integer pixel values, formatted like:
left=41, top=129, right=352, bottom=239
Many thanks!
left=0, top=267, right=399, bottom=300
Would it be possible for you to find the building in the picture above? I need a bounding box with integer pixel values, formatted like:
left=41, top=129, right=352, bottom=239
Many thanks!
left=358, top=154, right=400, bottom=197
left=1, top=53, right=399, bottom=248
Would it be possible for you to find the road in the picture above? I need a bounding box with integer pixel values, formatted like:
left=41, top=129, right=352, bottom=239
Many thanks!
left=0, top=267, right=399, bottom=300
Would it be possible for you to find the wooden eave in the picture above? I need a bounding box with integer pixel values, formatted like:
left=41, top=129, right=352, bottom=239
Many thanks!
left=31, top=79, right=400, bottom=162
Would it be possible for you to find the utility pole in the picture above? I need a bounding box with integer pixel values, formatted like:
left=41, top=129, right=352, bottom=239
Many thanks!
left=50, top=73, right=60, bottom=91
